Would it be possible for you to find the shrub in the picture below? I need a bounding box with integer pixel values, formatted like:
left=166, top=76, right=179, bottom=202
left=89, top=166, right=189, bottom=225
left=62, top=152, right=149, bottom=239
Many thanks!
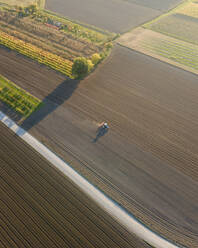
left=105, top=42, right=113, bottom=50
left=25, top=5, right=38, bottom=16
left=72, top=57, right=89, bottom=78
left=91, top=53, right=101, bottom=65
left=87, top=59, right=94, bottom=72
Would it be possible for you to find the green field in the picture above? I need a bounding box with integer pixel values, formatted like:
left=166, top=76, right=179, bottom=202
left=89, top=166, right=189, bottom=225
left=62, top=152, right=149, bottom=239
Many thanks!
left=144, top=0, right=198, bottom=45
left=144, top=13, right=198, bottom=46
left=139, top=0, right=198, bottom=72
left=140, top=36, right=198, bottom=71
left=0, top=75, right=42, bottom=117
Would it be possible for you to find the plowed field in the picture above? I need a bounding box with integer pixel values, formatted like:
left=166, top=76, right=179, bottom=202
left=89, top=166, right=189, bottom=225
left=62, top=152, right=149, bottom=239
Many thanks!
left=0, top=122, right=149, bottom=248
left=45, top=0, right=161, bottom=33
left=1, top=46, right=198, bottom=247
left=120, top=0, right=182, bottom=11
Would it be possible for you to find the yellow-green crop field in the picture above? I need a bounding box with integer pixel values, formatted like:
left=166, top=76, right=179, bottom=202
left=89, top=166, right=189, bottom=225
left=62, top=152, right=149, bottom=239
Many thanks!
left=140, top=35, right=198, bottom=71
left=174, top=0, right=198, bottom=18
left=0, top=30, right=73, bottom=78
left=137, top=0, right=198, bottom=72
left=0, top=0, right=37, bottom=7
left=0, top=75, right=41, bottom=117
left=144, top=0, right=198, bottom=45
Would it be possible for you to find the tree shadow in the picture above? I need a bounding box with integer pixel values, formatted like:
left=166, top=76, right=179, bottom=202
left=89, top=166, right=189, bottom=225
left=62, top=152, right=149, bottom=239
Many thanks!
left=93, top=127, right=109, bottom=143
left=19, top=78, right=79, bottom=133
left=0, top=102, right=22, bottom=122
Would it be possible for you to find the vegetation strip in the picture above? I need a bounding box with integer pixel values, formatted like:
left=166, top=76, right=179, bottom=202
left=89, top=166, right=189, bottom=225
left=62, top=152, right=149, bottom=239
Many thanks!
left=0, top=30, right=73, bottom=77
left=42, top=9, right=115, bottom=44
left=0, top=4, right=114, bottom=78
left=0, top=75, right=41, bottom=117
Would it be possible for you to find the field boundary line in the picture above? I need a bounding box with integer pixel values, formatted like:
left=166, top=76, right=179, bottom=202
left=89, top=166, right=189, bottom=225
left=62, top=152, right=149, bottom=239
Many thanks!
left=117, top=41, right=198, bottom=77
left=0, top=110, right=184, bottom=248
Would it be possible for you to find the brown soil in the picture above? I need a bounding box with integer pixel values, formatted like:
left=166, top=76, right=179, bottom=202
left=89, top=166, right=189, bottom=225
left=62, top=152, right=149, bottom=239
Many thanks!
left=45, top=0, right=161, bottom=33
left=1, top=45, right=198, bottom=247
left=120, top=0, right=183, bottom=11
left=0, top=122, right=150, bottom=248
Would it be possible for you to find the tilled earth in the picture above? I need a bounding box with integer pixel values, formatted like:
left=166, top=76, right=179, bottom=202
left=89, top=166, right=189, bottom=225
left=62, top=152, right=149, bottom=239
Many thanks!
left=0, top=122, right=150, bottom=248
left=1, top=46, right=198, bottom=247
left=45, top=0, right=161, bottom=33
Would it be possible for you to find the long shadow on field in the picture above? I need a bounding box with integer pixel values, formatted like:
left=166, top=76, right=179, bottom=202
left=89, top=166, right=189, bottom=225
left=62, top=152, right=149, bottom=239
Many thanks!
left=19, top=78, right=79, bottom=133
left=0, top=102, right=22, bottom=122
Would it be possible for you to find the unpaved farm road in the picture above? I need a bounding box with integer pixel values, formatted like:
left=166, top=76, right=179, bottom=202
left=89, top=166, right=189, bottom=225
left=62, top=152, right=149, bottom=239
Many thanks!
left=0, top=122, right=150, bottom=248
left=1, top=46, right=198, bottom=247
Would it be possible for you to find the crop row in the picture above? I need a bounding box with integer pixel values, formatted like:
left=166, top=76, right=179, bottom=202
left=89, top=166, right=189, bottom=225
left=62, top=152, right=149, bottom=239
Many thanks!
left=0, top=75, right=42, bottom=117
left=140, top=38, right=198, bottom=70
left=0, top=30, right=73, bottom=78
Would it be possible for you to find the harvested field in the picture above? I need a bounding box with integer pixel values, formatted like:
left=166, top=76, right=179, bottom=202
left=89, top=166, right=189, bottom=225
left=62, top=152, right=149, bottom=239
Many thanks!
left=175, top=0, right=198, bottom=17
left=118, top=27, right=198, bottom=74
left=1, top=46, right=198, bottom=247
left=145, top=13, right=198, bottom=45
left=120, top=0, right=183, bottom=11
left=144, top=0, right=198, bottom=45
left=120, top=1, right=198, bottom=75
left=45, top=0, right=161, bottom=33
left=0, top=122, right=150, bottom=248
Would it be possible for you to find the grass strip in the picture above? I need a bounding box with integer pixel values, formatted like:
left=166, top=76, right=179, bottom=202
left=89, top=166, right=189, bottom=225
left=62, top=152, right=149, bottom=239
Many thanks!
left=0, top=75, right=42, bottom=117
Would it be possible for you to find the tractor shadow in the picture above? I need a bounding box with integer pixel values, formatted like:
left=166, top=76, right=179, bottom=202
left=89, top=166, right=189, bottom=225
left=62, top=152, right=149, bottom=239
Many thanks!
left=93, top=126, right=109, bottom=143
left=19, top=78, right=79, bottom=133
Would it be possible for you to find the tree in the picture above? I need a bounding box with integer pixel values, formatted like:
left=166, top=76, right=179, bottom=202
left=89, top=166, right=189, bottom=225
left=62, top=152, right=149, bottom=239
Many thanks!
left=91, top=53, right=101, bottom=65
left=72, top=57, right=89, bottom=78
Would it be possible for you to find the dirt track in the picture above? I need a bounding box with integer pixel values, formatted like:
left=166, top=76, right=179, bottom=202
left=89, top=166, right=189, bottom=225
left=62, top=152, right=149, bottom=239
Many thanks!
left=1, top=46, right=198, bottom=247
left=0, top=122, right=150, bottom=248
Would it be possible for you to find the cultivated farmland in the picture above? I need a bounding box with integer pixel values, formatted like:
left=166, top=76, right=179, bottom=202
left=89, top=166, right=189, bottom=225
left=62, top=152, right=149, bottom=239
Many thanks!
left=0, top=123, right=150, bottom=248
left=0, top=5, right=113, bottom=78
left=118, top=27, right=198, bottom=74
left=1, top=45, right=198, bottom=248
left=144, top=13, right=198, bottom=45
left=0, top=30, right=73, bottom=77
left=45, top=0, right=161, bottom=33
left=119, top=0, right=198, bottom=74
left=0, top=75, right=41, bottom=117
left=0, top=0, right=36, bottom=6
left=120, top=0, right=183, bottom=11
